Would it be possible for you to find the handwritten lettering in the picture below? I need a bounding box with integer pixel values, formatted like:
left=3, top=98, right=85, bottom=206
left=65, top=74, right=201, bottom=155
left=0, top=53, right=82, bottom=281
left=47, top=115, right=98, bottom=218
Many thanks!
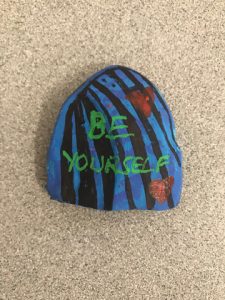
left=64, top=111, right=171, bottom=176
left=63, top=151, right=170, bottom=175
left=88, top=110, right=134, bottom=140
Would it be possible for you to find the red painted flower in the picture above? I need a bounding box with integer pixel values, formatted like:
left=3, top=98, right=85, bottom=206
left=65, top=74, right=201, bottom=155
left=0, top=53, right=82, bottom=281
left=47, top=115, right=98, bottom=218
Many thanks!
left=125, top=86, right=155, bottom=117
left=149, top=176, right=174, bottom=204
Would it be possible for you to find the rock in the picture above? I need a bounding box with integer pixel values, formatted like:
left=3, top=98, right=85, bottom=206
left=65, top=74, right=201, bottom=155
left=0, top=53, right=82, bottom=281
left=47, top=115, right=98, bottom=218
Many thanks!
left=47, top=65, right=182, bottom=210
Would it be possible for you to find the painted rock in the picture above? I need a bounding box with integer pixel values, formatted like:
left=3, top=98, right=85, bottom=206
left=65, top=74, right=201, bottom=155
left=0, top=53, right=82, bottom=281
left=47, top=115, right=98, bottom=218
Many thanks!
left=47, top=65, right=182, bottom=210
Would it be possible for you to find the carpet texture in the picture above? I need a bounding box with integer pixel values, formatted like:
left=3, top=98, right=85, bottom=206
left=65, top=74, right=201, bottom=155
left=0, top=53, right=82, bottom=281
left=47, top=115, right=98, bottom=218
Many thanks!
left=1, top=1, right=225, bottom=299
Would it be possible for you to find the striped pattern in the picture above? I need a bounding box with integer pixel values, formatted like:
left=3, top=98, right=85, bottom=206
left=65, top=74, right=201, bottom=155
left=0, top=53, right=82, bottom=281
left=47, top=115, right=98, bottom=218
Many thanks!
left=47, top=65, right=182, bottom=210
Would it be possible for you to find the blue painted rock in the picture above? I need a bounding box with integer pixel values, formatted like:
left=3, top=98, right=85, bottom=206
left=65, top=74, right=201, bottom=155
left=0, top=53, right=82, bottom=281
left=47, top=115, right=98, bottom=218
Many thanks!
left=47, top=65, right=182, bottom=210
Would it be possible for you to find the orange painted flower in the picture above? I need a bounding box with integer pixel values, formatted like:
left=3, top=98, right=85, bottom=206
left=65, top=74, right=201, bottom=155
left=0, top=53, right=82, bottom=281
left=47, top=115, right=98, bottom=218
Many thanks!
left=126, top=87, right=155, bottom=117
left=149, top=176, right=174, bottom=204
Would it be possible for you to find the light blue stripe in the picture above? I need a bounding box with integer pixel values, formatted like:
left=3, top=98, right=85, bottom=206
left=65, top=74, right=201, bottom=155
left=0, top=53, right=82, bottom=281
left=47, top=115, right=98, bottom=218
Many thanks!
left=71, top=112, right=80, bottom=205
left=154, top=94, right=180, bottom=152
left=114, top=69, right=135, bottom=88
left=129, top=70, right=148, bottom=88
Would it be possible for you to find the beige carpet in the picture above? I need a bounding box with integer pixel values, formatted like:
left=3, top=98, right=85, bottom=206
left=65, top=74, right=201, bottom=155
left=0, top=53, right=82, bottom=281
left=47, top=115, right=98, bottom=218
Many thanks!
left=1, top=1, right=225, bottom=299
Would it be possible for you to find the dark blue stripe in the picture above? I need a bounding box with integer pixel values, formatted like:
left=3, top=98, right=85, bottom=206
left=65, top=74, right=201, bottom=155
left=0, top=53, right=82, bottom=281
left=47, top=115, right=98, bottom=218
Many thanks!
left=81, top=104, right=104, bottom=209
left=60, top=102, right=76, bottom=204
left=73, top=99, right=98, bottom=208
